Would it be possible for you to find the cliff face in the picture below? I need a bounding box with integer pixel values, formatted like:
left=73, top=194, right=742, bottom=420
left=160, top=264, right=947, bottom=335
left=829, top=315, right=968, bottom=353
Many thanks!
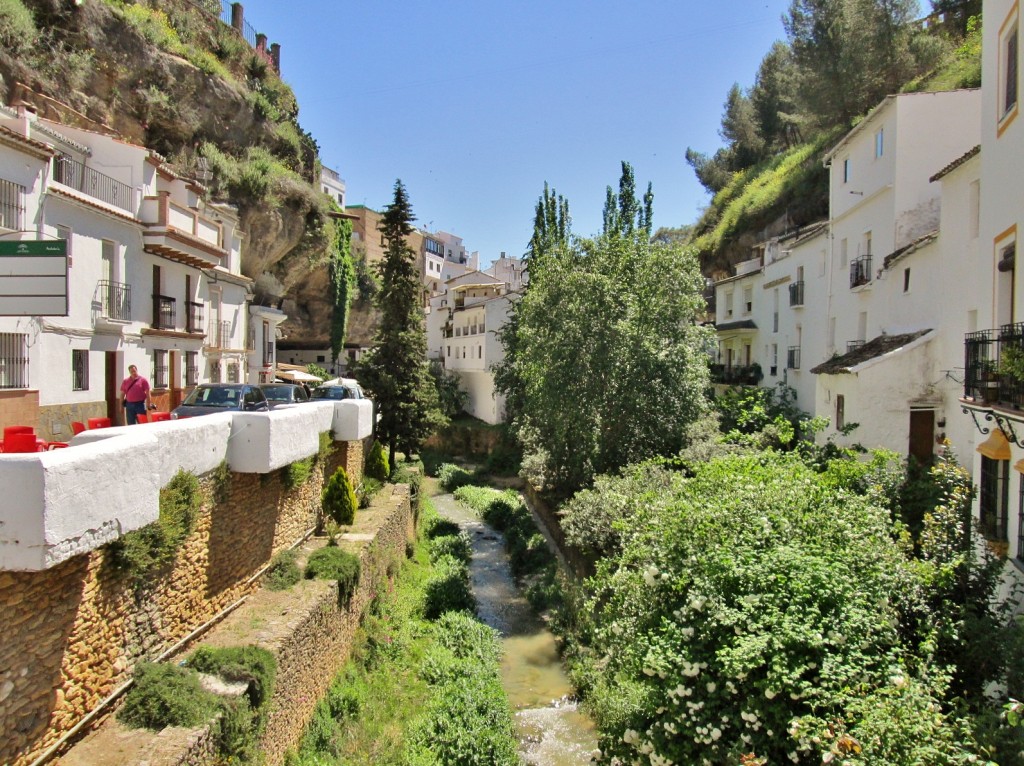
left=0, top=0, right=334, bottom=338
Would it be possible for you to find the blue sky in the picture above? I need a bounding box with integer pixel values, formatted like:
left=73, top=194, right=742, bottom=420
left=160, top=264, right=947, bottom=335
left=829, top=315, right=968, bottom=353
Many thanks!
left=241, top=0, right=794, bottom=265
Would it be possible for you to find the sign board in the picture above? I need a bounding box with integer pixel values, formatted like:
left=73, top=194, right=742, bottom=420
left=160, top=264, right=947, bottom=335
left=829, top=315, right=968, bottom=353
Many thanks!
left=0, top=240, right=69, bottom=316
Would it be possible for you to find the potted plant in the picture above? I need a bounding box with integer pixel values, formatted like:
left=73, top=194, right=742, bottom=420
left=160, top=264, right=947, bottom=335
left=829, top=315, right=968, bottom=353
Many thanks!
left=976, top=358, right=1001, bottom=403
left=999, top=345, right=1024, bottom=382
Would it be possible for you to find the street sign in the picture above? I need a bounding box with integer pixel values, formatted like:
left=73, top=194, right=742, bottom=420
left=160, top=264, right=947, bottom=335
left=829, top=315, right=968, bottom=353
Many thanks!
left=0, top=240, right=69, bottom=316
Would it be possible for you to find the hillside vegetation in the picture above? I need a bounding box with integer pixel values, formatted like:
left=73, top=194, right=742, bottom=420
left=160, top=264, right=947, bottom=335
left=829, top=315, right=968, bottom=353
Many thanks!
left=0, top=0, right=352, bottom=343
left=685, top=0, right=982, bottom=275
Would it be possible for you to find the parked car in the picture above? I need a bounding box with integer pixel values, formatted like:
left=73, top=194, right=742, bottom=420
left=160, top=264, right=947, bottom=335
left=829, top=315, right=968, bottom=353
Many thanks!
left=310, top=379, right=364, bottom=401
left=171, top=384, right=269, bottom=419
left=259, top=383, right=311, bottom=409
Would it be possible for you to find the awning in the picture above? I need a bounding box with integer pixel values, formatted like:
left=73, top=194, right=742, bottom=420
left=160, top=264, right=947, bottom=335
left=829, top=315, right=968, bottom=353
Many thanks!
left=977, top=429, right=1011, bottom=461
left=276, top=369, right=322, bottom=383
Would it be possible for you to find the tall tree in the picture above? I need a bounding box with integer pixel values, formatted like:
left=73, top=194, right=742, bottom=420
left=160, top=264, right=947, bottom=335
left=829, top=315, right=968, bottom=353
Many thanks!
left=357, top=180, right=442, bottom=468
left=499, top=174, right=711, bottom=498
left=751, top=42, right=801, bottom=150
left=603, top=162, right=652, bottom=237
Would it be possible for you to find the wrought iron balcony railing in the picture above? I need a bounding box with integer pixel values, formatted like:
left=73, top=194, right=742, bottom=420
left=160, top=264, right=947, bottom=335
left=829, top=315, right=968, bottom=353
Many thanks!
left=152, top=295, right=176, bottom=330
left=789, top=280, right=805, bottom=307
left=98, top=280, right=130, bottom=321
left=850, top=255, right=873, bottom=288
left=964, top=322, right=1024, bottom=409
left=709, top=363, right=763, bottom=386
left=53, top=155, right=134, bottom=213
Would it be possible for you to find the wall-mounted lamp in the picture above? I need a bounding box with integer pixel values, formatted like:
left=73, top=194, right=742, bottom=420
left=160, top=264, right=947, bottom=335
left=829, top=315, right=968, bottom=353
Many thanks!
left=937, top=417, right=946, bottom=428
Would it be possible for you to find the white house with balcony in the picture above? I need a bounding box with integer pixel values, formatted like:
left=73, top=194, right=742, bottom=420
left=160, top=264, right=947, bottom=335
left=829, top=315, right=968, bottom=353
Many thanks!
left=0, top=105, right=255, bottom=438
left=426, top=270, right=513, bottom=424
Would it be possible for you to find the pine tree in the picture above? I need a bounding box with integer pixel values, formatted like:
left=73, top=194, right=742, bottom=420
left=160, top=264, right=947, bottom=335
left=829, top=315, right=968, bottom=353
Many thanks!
left=357, top=180, right=442, bottom=469
left=329, top=218, right=355, bottom=366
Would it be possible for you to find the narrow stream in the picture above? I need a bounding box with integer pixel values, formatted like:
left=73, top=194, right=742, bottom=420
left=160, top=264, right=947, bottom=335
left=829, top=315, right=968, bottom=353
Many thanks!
left=432, top=493, right=598, bottom=766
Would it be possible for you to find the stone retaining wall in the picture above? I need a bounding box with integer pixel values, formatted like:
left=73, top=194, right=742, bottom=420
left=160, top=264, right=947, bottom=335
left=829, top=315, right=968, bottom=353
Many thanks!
left=0, top=441, right=363, bottom=766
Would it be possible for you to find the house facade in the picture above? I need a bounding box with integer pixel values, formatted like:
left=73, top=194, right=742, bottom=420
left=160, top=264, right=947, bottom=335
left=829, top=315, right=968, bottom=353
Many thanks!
left=0, top=106, right=267, bottom=438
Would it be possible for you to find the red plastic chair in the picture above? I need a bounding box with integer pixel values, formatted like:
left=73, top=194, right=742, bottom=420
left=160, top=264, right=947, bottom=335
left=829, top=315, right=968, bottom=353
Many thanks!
left=4, top=432, right=44, bottom=453
left=149, top=411, right=171, bottom=422
left=71, top=421, right=87, bottom=435
left=46, top=442, right=69, bottom=450
left=87, top=417, right=112, bottom=429
left=136, top=414, right=149, bottom=424
left=4, top=426, right=34, bottom=441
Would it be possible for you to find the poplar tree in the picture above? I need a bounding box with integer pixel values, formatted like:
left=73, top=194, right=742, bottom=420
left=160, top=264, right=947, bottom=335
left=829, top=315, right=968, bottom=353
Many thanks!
left=357, top=180, right=442, bottom=469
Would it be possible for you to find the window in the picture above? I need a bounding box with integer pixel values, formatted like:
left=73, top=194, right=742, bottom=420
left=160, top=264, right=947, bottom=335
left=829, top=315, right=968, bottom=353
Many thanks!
left=771, top=344, right=778, bottom=376
left=981, top=456, right=1009, bottom=542
left=72, top=349, right=88, bottom=391
left=1002, top=17, right=1019, bottom=123
left=875, top=129, right=884, bottom=158
left=154, top=350, right=167, bottom=388
left=0, top=178, right=25, bottom=231
left=317, top=355, right=325, bottom=363
left=842, top=158, right=850, bottom=184
left=835, top=394, right=845, bottom=430
left=185, top=351, right=198, bottom=386
left=725, top=291, right=734, bottom=317
left=446, top=346, right=450, bottom=357
left=862, top=231, right=872, bottom=256
left=210, top=361, right=222, bottom=384
left=227, top=363, right=240, bottom=383
left=903, top=268, right=911, bottom=293
left=0, top=333, right=29, bottom=388
left=773, top=289, right=779, bottom=333
left=743, top=286, right=753, bottom=314
left=478, top=346, right=482, bottom=359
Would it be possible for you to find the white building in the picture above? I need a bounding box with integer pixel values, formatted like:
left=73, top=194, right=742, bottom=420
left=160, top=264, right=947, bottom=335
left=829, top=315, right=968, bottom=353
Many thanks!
left=320, top=166, right=346, bottom=208
left=0, top=106, right=268, bottom=438
left=426, top=270, right=515, bottom=424
left=958, top=0, right=1024, bottom=565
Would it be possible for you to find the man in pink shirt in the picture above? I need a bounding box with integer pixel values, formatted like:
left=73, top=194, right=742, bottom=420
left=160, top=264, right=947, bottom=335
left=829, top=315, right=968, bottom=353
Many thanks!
left=120, top=365, right=153, bottom=425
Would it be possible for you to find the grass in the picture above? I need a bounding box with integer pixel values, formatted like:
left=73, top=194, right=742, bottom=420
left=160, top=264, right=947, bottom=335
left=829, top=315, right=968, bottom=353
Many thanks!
left=287, top=498, right=516, bottom=765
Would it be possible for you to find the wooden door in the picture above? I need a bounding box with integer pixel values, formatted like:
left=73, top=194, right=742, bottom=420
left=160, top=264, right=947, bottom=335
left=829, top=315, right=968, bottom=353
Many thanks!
left=105, top=352, right=118, bottom=422
left=909, top=410, right=935, bottom=465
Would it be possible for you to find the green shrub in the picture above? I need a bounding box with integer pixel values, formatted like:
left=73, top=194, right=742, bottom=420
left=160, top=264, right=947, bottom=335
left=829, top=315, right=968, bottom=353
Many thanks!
left=264, top=549, right=301, bottom=591
left=428, top=533, right=471, bottom=565
left=437, top=463, right=474, bottom=492
left=404, top=673, right=518, bottom=766
left=365, top=440, right=390, bottom=481
left=422, top=554, right=474, bottom=620
left=118, top=662, right=218, bottom=730
left=0, top=0, right=36, bottom=56
left=316, top=431, right=334, bottom=464
left=105, top=470, right=202, bottom=585
left=187, top=645, right=277, bottom=712
left=423, top=515, right=461, bottom=540
left=322, top=466, right=357, bottom=526
left=283, top=457, right=313, bottom=490
left=305, top=547, right=360, bottom=602
left=357, top=477, right=383, bottom=509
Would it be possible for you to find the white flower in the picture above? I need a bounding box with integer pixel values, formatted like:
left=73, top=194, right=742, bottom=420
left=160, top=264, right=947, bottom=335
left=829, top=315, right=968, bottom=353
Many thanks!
left=765, top=688, right=777, bottom=699
left=890, top=674, right=908, bottom=689
left=710, top=727, right=722, bottom=741
left=706, top=682, right=717, bottom=693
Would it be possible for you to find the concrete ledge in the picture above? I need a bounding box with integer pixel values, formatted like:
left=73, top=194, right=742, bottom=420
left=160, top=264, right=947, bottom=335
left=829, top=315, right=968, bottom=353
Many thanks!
left=332, top=399, right=372, bottom=441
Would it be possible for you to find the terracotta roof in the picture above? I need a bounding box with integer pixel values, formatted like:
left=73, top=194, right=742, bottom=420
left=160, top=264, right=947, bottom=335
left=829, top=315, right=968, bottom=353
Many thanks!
left=882, top=230, right=939, bottom=270
left=0, top=124, right=54, bottom=158
left=929, top=145, right=980, bottom=182
left=716, top=319, right=757, bottom=332
left=810, top=330, right=932, bottom=374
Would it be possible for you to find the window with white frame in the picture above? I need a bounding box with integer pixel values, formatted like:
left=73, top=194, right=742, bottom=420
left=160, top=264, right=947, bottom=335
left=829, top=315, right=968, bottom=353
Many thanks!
left=72, top=349, right=88, bottom=391
left=227, top=362, right=240, bottom=383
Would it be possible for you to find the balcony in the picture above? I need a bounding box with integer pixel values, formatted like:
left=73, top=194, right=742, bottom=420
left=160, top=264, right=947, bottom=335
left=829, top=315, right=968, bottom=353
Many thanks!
left=787, top=346, right=801, bottom=370
left=185, top=301, right=204, bottom=334
left=710, top=363, right=763, bottom=386
left=152, top=294, right=176, bottom=330
left=963, top=323, right=1024, bottom=410
left=98, top=280, right=130, bottom=321
left=141, top=191, right=225, bottom=268
left=850, top=255, right=873, bottom=288
left=52, top=155, right=134, bottom=214
left=789, top=281, right=805, bottom=307
left=207, top=320, right=231, bottom=349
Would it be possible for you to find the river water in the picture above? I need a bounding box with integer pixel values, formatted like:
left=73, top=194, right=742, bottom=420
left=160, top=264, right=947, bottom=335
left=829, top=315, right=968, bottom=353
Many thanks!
left=432, top=493, right=598, bottom=766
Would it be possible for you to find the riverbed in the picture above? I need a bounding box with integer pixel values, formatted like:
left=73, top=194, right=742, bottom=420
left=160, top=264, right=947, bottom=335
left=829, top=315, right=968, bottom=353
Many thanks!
left=432, top=493, right=598, bottom=766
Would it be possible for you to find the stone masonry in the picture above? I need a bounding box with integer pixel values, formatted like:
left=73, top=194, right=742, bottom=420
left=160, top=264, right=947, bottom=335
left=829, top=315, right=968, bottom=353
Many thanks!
left=0, top=439, right=364, bottom=766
